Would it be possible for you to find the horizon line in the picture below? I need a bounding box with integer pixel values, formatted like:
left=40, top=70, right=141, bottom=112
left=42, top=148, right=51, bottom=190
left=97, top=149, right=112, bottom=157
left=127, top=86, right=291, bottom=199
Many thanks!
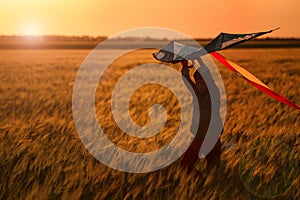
left=1, top=34, right=300, bottom=40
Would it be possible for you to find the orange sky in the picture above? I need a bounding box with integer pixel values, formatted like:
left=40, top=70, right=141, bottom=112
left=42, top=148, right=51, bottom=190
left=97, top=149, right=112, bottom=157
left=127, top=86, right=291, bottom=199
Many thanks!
left=1, top=0, right=300, bottom=38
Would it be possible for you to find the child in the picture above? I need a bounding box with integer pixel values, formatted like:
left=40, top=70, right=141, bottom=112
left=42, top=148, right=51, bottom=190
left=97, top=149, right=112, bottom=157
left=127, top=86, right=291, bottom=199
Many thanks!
left=180, top=60, right=222, bottom=173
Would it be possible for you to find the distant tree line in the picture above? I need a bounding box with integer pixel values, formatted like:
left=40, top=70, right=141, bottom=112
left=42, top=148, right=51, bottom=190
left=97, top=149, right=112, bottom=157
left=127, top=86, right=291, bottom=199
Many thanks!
left=0, top=35, right=108, bottom=42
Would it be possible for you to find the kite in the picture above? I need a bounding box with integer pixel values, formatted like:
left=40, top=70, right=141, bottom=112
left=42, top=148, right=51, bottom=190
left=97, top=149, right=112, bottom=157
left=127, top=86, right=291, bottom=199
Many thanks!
left=153, top=28, right=300, bottom=110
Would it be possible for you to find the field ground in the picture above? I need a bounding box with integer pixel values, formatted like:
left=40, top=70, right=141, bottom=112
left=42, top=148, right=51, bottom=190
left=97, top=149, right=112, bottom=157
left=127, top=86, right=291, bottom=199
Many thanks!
left=0, top=47, right=299, bottom=199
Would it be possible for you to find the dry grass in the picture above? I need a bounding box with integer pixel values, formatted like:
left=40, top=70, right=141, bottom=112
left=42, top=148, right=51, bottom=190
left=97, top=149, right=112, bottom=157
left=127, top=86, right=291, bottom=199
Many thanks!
left=0, top=48, right=299, bottom=200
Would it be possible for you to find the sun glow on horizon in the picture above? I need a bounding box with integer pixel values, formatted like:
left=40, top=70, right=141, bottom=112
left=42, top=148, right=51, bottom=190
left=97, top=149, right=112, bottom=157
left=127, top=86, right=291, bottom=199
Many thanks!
left=20, top=21, right=43, bottom=36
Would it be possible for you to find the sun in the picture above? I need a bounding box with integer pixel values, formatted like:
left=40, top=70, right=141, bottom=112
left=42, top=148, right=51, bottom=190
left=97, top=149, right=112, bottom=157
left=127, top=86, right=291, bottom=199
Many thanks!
left=21, top=21, right=42, bottom=36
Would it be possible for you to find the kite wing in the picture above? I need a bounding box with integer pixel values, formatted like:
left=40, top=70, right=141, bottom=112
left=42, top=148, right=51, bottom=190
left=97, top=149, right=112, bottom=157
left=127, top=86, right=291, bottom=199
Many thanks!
left=203, top=28, right=279, bottom=53
left=185, top=28, right=280, bottom=59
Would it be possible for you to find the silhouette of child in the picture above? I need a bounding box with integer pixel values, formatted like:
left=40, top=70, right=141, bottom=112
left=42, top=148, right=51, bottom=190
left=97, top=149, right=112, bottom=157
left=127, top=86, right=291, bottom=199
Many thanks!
left=180, top=59, right=222, bottom=173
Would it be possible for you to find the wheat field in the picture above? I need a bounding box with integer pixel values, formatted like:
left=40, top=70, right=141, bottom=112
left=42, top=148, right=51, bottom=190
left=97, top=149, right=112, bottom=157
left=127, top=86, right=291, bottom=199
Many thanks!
left=0, top=48, right=299, bottom=199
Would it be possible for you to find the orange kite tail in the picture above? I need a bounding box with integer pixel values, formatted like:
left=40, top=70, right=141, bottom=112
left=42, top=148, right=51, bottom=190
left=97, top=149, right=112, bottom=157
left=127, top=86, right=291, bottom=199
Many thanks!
left=210, top=52, right=300, bottom=110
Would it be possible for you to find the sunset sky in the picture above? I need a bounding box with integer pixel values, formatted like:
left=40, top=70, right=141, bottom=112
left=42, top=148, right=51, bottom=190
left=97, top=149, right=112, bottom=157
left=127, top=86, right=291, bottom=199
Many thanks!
left=1, top=0, right=300, bottom=38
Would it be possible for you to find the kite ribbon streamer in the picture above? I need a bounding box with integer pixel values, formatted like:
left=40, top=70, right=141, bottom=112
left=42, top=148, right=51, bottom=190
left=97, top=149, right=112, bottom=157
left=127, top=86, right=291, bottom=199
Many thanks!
left=210, top=52, right=300, bottom=110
